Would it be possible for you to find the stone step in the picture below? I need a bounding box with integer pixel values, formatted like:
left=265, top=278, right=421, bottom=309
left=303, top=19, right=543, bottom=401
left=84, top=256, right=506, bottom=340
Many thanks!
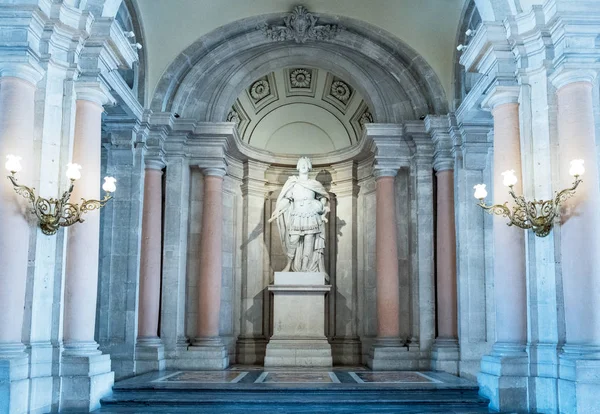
left=101, top=388, right=489, bottom=405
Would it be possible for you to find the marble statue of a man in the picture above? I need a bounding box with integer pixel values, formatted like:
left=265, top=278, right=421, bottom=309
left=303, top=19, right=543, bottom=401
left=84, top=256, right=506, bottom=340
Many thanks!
left=269, top=157, right=330, bottom=272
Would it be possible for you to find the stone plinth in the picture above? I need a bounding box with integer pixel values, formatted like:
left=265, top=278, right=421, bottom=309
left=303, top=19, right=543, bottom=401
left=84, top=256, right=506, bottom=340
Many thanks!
left=264, top=272, right=332, bottom=367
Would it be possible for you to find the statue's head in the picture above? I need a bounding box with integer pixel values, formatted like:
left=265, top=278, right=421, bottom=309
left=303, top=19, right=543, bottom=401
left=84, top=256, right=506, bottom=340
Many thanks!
left=296, top=156, right=312, bottom=173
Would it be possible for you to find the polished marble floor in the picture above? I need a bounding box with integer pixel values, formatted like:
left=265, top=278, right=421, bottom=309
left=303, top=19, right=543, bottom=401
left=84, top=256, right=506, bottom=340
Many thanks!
left=96, top=366, right=495, bottom=413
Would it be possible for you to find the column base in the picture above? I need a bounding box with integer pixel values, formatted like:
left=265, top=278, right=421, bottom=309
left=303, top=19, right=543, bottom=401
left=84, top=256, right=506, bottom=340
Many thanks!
left=558, top=344, right=600, bottom=414
left=28, top=341, right=54, bottom=414
left=177, top=337, right=229, bottom=370
left=477, top=342, right=528, bottom=413
left=236, top=336, right=267, bottom=365
left=135, top=337, right=166, bottom=375
left=367, top=337, right=423, bottom=370
left=331, top=336, right=362, bottom=365
left=0, top=344, right=29, bottom=414
left=431, top=338, right=459, bottom=375
left=60, top=343, right=114, bottom=412
left=264, top=337, right=332, bottom=367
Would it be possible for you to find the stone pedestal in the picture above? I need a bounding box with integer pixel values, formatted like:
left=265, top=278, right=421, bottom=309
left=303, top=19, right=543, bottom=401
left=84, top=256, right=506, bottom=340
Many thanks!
left=477, top=343, right=529, bottom=412
left=0, top=350, right=29, bottom=414
left=264, top=272, right=332, bottom=367
left=60, top=352, right=114, bottom=411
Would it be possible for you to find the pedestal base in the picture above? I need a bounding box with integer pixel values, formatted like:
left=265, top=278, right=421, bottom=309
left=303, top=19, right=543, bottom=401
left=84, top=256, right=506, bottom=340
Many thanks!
left=135, top=337, right=166, bottom=375
left=367, top=338, right=424, bottom=370
left=60, top=345, right=114, bottom=412
left=558, top=345, right=600, bottom=414
left=265, top=272, right=332, bottom=367
left=477, top=343, right=528, bottom=413
left=432, top=338, right=459, bottom=375
left=236, top=336, right=268, bottom=365
left=0, top=346, right=29, bottom=414
left=265, top=338, right=332, bottom=367
left=176, top=337, right=229, bottom=370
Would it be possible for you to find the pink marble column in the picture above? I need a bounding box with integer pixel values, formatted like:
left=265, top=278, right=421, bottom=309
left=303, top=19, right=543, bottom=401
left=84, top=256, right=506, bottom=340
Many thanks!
left=436, top=169, right=458, bottom=340
left=193, top=168, right=226, bottom=346
left=137, top=162, right=165, bottom=343
left=63, top=96, right=106, bottom=355
left=0, top=77, right=36, bottom=353
left=554, top=72, right=600, bottom=347
left=375, top=170, right=401, bottom=339
left=491, top=101, right=527, bottom=345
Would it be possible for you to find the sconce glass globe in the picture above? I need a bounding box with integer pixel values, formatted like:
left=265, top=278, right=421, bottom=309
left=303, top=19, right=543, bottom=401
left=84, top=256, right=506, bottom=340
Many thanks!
left=5, top=155, right=22, bottom=173
left=501, top=170, right=518, bottom=187
left=569, top=159, right=585, bottom=177
left=102, top=176, right=117, bottom=193
left=65, top=163, right=82, bottom=181
left=473, top=184, right=487, bottom=200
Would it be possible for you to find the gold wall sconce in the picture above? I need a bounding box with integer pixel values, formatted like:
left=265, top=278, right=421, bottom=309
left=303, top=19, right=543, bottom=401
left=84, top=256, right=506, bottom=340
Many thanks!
left=473, top=159, right=584, bottom=237
left=5, top=155, right=116, bottom=235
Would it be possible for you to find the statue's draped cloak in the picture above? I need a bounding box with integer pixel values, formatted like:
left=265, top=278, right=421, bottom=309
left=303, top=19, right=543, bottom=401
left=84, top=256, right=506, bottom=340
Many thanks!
left=272, top=176, right=329, bottom=272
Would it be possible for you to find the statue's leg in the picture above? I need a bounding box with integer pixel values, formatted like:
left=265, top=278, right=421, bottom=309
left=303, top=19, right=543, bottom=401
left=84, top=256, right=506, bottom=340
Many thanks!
left=282, top=234, right=300, bottom=272
left=301, top=234, right=315, bottom=270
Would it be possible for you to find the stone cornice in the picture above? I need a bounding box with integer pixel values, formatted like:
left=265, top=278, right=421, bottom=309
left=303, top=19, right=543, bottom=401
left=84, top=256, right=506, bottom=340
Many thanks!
left=148, top=116, right=407, bottom=168
left=459, top=22, right=514, bottom=77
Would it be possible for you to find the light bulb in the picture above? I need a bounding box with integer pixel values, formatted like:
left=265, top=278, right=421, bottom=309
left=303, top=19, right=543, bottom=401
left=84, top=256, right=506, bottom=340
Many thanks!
left=102, top=176, right=117, bottom=193
left=569, top=159, right=585, bottom=177
left=474, top=184, right=487, bottom=200
left=5, top=154, right=22, bottom=173
left=501, top=170, right=518, bottom=187
left=66, top=163, right=82, bottom=181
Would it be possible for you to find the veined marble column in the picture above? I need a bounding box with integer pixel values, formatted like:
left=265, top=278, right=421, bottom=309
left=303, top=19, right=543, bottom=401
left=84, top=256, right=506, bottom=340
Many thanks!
left=552, top=69, right=600, bottom=414
left=0, top=70, right=41, bottom=414
left=478, top=87, right=528, bottom=413
left=188, top=167, right=229, bottom=369
left=375, top=171, right=401, bottom=339
left=435, top=169, right=458, bottom=336
left=135, top=159, right=166, bottom=373
left=61, top=83, right=114, bottom=411
left=0, top=76, right=36, bottom=353
left=427, top=116, right=459, bottom=374
left=368, top=168, right=408, bottom=369
left=236, top=160, right=268, bottom=364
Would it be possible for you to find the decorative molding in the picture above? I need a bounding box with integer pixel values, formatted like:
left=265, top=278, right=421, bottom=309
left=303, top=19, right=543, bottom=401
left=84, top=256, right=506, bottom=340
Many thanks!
left=284, top=67, right=317, bottom=98
left=250, top=79, right=270, bottom=102
left=323, top=73, right=354, bottom=114
left=227, top=109, right=240, bottom=125
left=260, top=6, right=343, bottom=44
left=290, top=68, right=312, bottom=88
left=245, top=73, right=278, bottom=112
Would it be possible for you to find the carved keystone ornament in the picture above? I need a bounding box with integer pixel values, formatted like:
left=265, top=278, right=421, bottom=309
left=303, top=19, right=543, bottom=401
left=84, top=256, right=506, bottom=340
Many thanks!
left=261, top=6, right=343, bottom=43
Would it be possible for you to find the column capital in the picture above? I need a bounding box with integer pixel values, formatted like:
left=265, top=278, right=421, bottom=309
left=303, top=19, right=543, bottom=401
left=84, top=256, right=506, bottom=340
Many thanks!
left=425, top=115, right=454, bottom=172
left=481, top=85, right=520, bottom=111
left=202, top=167, right=227, bottom=178
left=145, top=159, right=166, bottom=171
left=550, top=68, right=598, bottom=91
left=75, top=81, right=116, bottom=106
left=373, top=168, right=398, bottom=179
left=0, top=61, right=45, bottom=86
